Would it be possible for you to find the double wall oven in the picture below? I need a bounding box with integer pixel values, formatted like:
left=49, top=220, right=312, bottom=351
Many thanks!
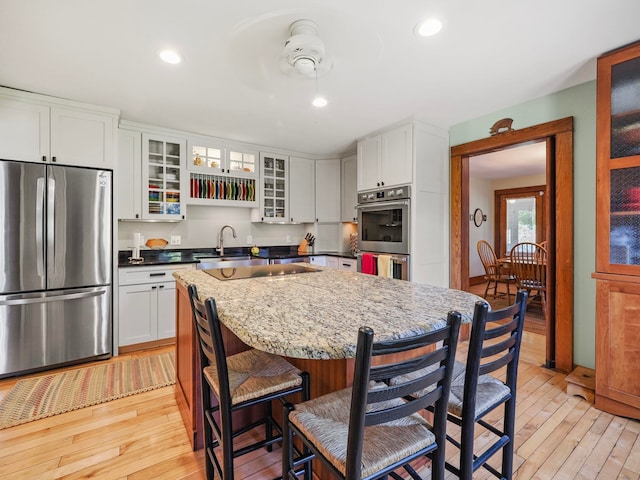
left=356, top=186, right=410, bottom=280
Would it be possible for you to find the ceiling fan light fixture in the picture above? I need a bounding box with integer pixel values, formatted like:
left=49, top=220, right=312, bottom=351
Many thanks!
left=294, top=56, right=317, bottom=77
left=415, top=18, right=443, bottom=37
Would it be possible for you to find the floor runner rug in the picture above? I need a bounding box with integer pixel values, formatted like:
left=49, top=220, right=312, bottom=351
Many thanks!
left=0, top=352, right=175, bottom=430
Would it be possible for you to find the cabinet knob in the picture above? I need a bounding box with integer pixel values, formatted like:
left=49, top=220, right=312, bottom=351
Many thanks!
left=376, top=182, right=380, bottom=187
left=52, top=156, right=57, bottom=163
left=42, top=155, right=47, bottom=162
left=291, top=217, right=293, bottom=222
left=381, top=181, right=384, bottom=186
left=135, top=214, right=139, bottom=219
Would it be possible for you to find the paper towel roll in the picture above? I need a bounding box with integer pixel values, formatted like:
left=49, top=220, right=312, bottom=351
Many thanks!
left=132, top=232, right=141, bottom=258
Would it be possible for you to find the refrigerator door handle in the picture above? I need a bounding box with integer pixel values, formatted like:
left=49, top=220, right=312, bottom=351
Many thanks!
left=36, top=177, right=46, bottom=278
left=47, top=176, right=56, bottom=273
left=0, top=289, right=105, bottom=306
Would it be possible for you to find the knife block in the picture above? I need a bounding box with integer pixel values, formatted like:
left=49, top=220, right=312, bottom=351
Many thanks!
left=297, top=239, right=308, bottom=254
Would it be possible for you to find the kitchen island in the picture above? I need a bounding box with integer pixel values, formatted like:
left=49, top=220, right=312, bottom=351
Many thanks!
left=172, top=265, right=483, bottom=452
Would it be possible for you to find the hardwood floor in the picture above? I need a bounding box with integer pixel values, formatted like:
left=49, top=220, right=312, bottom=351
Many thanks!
left=1, top=344, right=639, bottom=479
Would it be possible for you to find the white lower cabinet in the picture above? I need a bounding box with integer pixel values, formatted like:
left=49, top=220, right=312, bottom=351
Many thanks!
left=337, top=258, right=357, bottom=272
left=309, top=255, right=327, bottom=266
left=118, top=264, right=194, bottom=347
left=309, top=256, right=355, bottom=271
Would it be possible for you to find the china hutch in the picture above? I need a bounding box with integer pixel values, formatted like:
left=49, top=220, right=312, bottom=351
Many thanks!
left=593, top=40, right=640, bottom=419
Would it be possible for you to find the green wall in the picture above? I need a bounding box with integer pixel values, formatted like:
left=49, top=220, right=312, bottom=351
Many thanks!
left=449, top=80, right=597, bottom=368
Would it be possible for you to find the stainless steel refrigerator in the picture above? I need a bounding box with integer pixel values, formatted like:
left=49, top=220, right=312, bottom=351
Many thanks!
left=0, top=159, right=112, bottom=378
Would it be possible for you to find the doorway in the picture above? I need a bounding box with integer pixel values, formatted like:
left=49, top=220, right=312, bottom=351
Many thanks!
left=450, top=117, right=574, bottom=373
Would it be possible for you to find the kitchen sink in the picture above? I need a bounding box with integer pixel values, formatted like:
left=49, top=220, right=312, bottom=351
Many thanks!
left=197, top=256, right=268, bottom=269
left=203, top=263, right=320, bottom=281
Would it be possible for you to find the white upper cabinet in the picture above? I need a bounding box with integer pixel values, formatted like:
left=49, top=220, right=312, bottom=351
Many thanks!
left=142, top=133, right=187, bottom=220
left=0, top=88, right=117, bottom=169
left=258, top=152, right=289, bottom=222
left=117, top=128, right=142, bottom=220
left=186, top=136, right=258, bottom=207
left=50, top=106, right=115, bottom=169
left=341, top=154, right=358, bottom=222
left=357, top=135, right=381, bottom=191
left=0, top=97, right=49, bottom=163
left=357, top=123, right=413, bottom=191
left=381, top=124, right=413, bottom=188
left=315, top=158, right=341, bottom=222
left=289, top=157, right=315, bottom=223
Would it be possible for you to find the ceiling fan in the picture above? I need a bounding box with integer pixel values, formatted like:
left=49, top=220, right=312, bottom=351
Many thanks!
left=279, top=19, right=332, bottom=78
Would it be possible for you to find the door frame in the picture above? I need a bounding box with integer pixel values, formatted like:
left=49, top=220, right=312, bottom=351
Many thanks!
left=450, top=117, right=574, bottom=373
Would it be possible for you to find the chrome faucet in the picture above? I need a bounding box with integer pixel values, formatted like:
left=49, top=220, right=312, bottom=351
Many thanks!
left=217, top=225, right=237, bottom=256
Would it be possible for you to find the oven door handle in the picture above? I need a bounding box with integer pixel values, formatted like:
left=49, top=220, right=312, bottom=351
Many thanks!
left=356, top=200, right=409, bottom=210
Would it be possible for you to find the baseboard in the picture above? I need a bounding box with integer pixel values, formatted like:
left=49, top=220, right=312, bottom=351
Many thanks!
left=118, top=337, right=175, bottom=355
left=469, top=275, right=486, bottom=286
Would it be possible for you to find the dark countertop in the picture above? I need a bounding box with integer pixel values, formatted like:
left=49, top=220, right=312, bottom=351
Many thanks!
left=118, top=246, right=357, bottom=267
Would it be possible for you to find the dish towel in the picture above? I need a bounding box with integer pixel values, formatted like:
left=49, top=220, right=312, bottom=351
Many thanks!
left=361, top=253, right=377, bottom=275
left=377, top=254, right=393, bottom=279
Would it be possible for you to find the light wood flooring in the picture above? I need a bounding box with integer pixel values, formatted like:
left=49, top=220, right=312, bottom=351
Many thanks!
left=1, top=340, right=639, bottom=479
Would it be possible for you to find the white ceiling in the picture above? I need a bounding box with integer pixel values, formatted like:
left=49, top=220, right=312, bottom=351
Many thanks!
left=470, top=141, right=547, bottom=180
left=1, top=0, right=639, bottom=156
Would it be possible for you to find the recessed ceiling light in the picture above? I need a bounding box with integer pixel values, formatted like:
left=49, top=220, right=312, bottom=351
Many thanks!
left=159, top=49, right=183, bottom=64
left=415, top=18, right=443, bottom=37
left=312, top=96, right=328, bottom=108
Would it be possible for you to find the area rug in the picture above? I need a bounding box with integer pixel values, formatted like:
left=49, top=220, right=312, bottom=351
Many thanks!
left=0, top=352, right=175, bottom=430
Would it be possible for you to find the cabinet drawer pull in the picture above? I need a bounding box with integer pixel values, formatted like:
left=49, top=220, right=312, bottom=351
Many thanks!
left=158, top=285, right=165, bottom=289
left=151, top=285, right=157, bottom=289
left=149, top=272, right=166, bottom=277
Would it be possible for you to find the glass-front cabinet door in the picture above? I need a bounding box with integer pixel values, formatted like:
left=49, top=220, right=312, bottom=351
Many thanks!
left=142, top=133, right=186, bottom=220
left=259, top=152, right=288, bottom=222
left=597, top=41, right=640, bottom=273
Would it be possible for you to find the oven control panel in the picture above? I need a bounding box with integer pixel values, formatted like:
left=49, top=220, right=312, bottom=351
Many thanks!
left=358, top=186, right=410, bottom=204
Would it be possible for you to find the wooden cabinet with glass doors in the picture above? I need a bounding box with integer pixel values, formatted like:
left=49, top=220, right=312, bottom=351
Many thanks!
left=593, top=40, right=640, bottom=419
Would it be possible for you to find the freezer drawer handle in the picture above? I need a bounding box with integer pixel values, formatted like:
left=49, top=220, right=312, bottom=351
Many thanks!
left=0, top=289, right=105, bottom=306
left=149, top=272, right=166, bottom=277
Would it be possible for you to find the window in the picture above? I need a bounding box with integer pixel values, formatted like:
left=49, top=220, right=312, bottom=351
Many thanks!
left=495, top=186, right=546, bottom=257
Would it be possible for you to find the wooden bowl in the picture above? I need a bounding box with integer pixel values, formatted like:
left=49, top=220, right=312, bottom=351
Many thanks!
left=146, top=238, right=168, bottom=249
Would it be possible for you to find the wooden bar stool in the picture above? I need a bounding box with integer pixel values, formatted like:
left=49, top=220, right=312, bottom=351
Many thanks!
left=282, top=313, right=461, bottom=480
left=188, top=284, right=310, bottom=480
left=445, top=291, right=528, bottom=479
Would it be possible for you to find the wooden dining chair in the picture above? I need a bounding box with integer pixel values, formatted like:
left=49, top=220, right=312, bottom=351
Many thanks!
left=282, top=313, right=462, bottom=480
left=477, top=240, right=515, bottom=303
left=510, top=241, right=547, bottom=316
left=188, top=284, right=310, bottom=480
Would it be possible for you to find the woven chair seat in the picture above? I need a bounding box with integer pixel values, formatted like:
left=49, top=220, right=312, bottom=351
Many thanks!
left=447, top=360, right=511, bottom=417
left=289, top=384, right=435, bottom=478
left=204, top=348, right=302, bottom=405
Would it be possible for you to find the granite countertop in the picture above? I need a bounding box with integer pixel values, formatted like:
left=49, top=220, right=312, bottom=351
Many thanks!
left=173, top=266, right=484, bottom=360
left=118, top=247, right=357, bottom=267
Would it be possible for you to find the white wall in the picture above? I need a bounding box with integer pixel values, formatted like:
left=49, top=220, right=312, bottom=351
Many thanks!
left=469, top=176, right=494, bottom=277
left=117, top=205, right=351, bottom=253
